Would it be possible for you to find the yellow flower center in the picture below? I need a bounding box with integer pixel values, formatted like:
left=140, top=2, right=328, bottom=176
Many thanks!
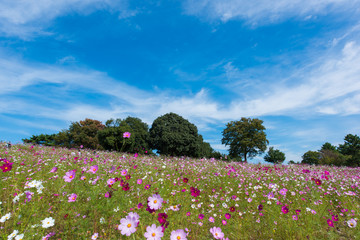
left=173, top=206, right=177, bottom=209
left=350, top=223, right=354, bottom=226
left=152, top=233, right=156, bottom=237
left=177, top=236, right=181, bottom=240
left=72, top=197, right=75, bottom=200
left=70, top=175, right=73, bottom=178
left=127, top=223, right=132, bottom=228
left=5, top=167, right=8, bottom=170
left=215, top=233, right=218, bottom=236
left=154, top=200, right=157, bottom=204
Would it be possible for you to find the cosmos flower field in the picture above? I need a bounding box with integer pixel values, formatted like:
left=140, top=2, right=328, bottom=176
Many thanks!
left=0, top=143, right=359, bottom=239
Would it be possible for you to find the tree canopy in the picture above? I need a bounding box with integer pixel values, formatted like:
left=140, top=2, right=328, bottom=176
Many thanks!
left=264, top=147, right=286, bottom=164
left=221, top=117, right=268, bottom=162
left=149, top=112, right=207, bottom=157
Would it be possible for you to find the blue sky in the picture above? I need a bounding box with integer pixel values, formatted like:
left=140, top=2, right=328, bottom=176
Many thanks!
left=1, top=0, right=360, bottom=163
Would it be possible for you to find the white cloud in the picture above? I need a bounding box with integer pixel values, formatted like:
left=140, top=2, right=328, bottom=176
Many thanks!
left=0, top=0, right=132, bottom=38
left=183, top=0, right=360, bottom=25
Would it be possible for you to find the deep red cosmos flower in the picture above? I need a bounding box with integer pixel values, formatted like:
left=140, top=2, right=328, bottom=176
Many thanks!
left=0, top=162, right=13, bottom=172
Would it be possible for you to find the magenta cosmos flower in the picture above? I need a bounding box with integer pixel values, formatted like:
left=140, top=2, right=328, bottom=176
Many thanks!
left=0, top=162, right=13, bottom=172
left=123, top=132, right=131, bottom=138
left=170, top=229, right=187, bottom=240
left=50, top=167, right=58, bottom=173
left=148, top=194, right=163, bottom=210
left=118, top=216, right=138, bottom=236
left=327, top=219, right=335, bottom=227
left=281, top=206, right=289, bottom=214
left=137, top=179, right=143, bottom=184
left=89, top=165, right=98, bottom=174
left=210, top=227, right=224, bottom=239
left=144, top=224, right=164, bottom=240
left=68, top=193, right=77, bottom=202
left=63, top=170, right=76, bottom=182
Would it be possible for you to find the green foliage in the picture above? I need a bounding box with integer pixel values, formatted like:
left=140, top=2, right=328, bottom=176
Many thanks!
left=264, top=146, right=286, bottom=164
left=149, top=112, right=204, bottom=157
left=22, top=133, right=56, bottom=146
left=221, top=117, right=268, bottom=162
left=321, top=142, right=337, bottom=152
left=301, top=150, right=320, bottom=165
left=68, top=118, right=105, bottom=149
left=338, top=134, right=360, bottom=166
left=319, top=149, right=350, bottom=166
left=97, top=117, right=150, bottom=153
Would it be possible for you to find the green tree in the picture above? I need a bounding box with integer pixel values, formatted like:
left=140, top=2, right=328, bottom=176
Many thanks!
left=149, top=113, right=201, bottom=157
left=319, top=149, right=350, bottom=166
left=221, top=117, right=268, bottom=162
left=97, top=117, right=150, bottom=153
left=321, top=142, right=337, bottom=152
left=264, top=147, right=286, bottom=164
left=68, top=118, right=105, bottom=149
left=301, top=151, right=320, bottom=165
left=22, top=133, right=56, bottom=146
left=338, top=134, right=360, bottom=166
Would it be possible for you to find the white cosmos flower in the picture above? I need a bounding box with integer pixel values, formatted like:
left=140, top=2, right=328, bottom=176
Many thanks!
left=0, top=213, right=11, bottom=223
left=8, top=230, right=18, bottom=240
left=41, top=217, right=55, bottom=228
left=15, top=234, right=24, bottom=240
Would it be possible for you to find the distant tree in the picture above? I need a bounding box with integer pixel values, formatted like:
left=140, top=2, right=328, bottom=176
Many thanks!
left=98, top=117, right=150, bottom=153
left=221, top=117, right=268, bottom=162
left=321, top=142, right=337, bottom=152
left=53, top=130, right=72, bottom=148
left=149, top=113, right=201, bottom=157
left=68, top=118, right=105, bottom=149
left=288, top=160, right=296, bottom=164
left=319, top=149, right=350, bottom=166
left=338, top=134, right=360, bottom=166
left=97, top=118, right=132, bottom=152
left=22, top=133, right=56, bottom=146
left=196, top=135, right=214, bottom=158
left=264, top=147, right=286, bottom=164
left=301, top=151, right=320, bottom=165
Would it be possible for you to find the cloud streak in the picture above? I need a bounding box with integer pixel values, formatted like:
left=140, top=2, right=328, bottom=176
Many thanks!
left=183, top=0, right=360, bottom=25
left=0, top=0, right=132, bottom=38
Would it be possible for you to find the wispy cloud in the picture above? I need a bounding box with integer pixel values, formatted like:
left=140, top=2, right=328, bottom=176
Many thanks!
left=183, top=0, right=360, bottom=25
left=0, top=0, right=133, bottom=39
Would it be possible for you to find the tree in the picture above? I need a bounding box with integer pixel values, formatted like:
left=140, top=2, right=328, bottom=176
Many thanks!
left=221, top=117, right=268, bottom=162
left=97, top=117, right=150, bottom=153
left=319, top=149, right=349, bottom=166
left=301, top=151, right=320, bottom=165
left=68, top=118, right=105, bottom=149
left=321, top=142, right=337, bottom=152
left=338, top=134, right=360, bottom=166
left=23, top=133, right=56, bottom=146
left=149, top=113, right=201, bottom=157
left=264, top=147, right=286, bottom=164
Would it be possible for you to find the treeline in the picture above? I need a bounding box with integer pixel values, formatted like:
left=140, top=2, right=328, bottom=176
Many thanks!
left=300, top=134, right=360, bottom=167
left=23, top=113, right=224, bottom=159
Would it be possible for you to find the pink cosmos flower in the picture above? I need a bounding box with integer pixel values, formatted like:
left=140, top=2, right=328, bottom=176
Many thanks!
left=0, top=162, right=13, bottom=172
left=118, top=216, right=137, bottom=236
left=136, top=179, right=143, bottom=184
left=123, top=132, right=131, bottom=138
left=127, top=212, right=140, bottom=224
left=222, top=219, right=227, bottom=225
left=144, top=224, right=164, bottom=240
left=347, top=219, right=357, bottom=228
left=68, top=193, right=77, bottom=202
left=91, top=233, right=99, bottom=240
left=63, top=170, right=76, bottom=182
left=170, top=229, right=187, bottom=240
left=279, top=188, right=288, bottom=196
left=281, top=206, right=289, bottom=214
left=209, top=217, right=215, bottom=223
left=121, top=169, right=128, bottom=176
left=148, top=194, right=163, bottom=210
left=292, top=215, right=298, bottom=221
left=225, top=213, right=231, bottom=219
left=107, top=178, right=115, bottom=186
left=210, top=227, right=224, bottom=239
left=89, top=165, right=98, bottom=174
left=50, top=167, right=58, bottom=173
left=327, top=219, right=335, bottom=227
